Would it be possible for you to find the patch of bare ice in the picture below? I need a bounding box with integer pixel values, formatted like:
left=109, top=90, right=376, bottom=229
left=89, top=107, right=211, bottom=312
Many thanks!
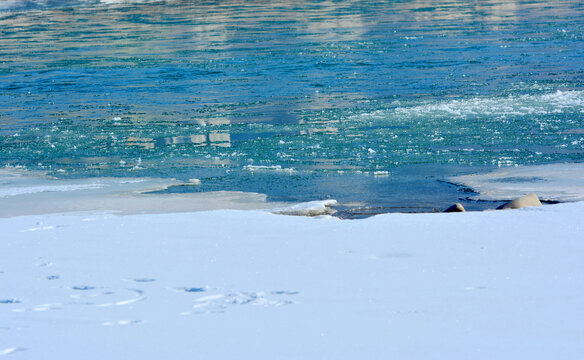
left=449, top=163, right=584, bottom=201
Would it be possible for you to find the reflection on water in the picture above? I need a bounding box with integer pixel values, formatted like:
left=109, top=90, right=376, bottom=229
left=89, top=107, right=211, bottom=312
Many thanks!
left=126, top=117, right=232, bottom=148
left=155, top=131, right=230, bottom=148
left=0, top=0, right=583, bottom=210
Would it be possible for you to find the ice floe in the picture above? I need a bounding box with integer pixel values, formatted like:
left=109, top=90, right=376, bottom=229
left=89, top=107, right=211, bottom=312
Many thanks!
left=449, top=162, right=584, bottom=202
left=0, top=168, right=292, bottom=217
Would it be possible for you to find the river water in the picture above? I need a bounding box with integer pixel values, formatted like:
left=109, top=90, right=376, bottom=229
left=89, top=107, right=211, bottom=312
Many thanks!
left=1, top=0, right=583, bottom=215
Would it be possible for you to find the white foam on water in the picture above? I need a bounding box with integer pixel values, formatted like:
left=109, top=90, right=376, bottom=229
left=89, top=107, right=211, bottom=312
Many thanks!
left=449, top=162, right=584, bottom=202
left=356, top=90, right=584, bottom=121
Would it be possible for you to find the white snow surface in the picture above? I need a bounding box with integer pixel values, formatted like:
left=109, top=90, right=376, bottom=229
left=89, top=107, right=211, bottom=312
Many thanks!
left=1, top=203, right=583, bottom=359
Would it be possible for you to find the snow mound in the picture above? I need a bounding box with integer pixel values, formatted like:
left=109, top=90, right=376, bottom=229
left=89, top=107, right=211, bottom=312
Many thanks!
left=271, top=199, right=338, bottom=216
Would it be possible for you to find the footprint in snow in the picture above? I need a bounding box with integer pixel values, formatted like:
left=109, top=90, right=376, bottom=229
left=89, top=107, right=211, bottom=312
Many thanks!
left=12, top=303, right=62, bottom=312
left=72, top=285, right=97, bottom=291
left=168, top=286, right=209, bottom=293
left=69, top=286, right=146, bottom=308
left=97, top=289, right=146, bottom=307
left=272, top=291, right=300, bottom=295
left=188, top=290, right=298, bottom=314
left=0, top=299, right=21, bottom=304
left=181, top=287, right=207, bottom=293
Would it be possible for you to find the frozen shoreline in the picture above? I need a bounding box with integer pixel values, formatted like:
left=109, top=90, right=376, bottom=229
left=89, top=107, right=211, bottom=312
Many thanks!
left=2, top=162, right=584, bottom=218
left=1, top=202, right=583, bottom=359
left=1, top=163, right=584, bottom=359
left=0, top=168, right=297, bottom=218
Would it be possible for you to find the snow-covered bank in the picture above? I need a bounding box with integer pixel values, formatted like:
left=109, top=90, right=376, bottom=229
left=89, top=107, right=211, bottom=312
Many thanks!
left=1, top=203, right=583, bottom=359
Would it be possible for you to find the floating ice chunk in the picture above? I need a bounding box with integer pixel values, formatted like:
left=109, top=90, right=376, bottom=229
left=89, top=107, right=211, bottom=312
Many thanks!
left=271, top=199, right=338, bottom=216
left=243, top=165, right=295, bottom=174
left=373, top=171, right=389, bottom=177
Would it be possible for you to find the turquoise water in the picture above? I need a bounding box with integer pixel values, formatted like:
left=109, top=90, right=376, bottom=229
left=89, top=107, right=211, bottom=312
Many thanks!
left=1, top=0, right=583, bottom=214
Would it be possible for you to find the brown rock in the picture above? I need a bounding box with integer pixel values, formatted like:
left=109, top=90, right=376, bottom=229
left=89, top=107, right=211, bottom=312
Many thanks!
left=443, top=203, right=466, bottom=213
left=497, top=194, right=542, bottom=210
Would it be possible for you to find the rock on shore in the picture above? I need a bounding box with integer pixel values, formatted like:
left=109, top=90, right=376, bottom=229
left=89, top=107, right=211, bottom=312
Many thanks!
left=497, top=194, right=542, bottom=210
